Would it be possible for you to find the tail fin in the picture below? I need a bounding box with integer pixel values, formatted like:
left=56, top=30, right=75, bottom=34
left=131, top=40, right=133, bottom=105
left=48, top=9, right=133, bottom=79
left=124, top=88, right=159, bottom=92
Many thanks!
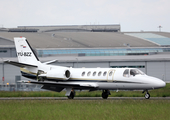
left=14, top=37, right=39, bottom=66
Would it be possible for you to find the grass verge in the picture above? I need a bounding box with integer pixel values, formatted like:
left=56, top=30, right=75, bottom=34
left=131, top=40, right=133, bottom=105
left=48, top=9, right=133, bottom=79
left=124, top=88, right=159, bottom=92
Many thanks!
left=0, top=83, right=169, bottom=97
left=0, top=100, right=170, bottom=120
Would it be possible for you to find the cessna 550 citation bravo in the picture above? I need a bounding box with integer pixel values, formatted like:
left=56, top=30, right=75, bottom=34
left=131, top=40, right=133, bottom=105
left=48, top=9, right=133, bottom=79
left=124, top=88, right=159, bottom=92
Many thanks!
left=5, top=37, right=166, bottom=99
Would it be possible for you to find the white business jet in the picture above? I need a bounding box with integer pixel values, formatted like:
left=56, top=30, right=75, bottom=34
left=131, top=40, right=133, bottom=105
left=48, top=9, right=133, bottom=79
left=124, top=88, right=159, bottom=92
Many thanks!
left=5, top=37, right=166, bottom=99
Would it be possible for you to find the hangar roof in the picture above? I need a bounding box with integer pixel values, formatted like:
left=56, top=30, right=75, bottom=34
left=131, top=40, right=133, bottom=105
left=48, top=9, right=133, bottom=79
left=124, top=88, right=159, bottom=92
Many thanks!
left=18, top=24, right=121, bottom=32
left=0, top=31, right=163, bottom=48
left=0, top=24, right=170, bottom=48
left=125, top=32, right=170, bottom=46
left=0, top=37, right=14, bottom=45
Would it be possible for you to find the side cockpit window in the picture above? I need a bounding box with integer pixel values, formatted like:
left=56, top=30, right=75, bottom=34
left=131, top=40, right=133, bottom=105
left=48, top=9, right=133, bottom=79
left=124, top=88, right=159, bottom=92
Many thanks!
left=123, top=69, right=129, bottom=77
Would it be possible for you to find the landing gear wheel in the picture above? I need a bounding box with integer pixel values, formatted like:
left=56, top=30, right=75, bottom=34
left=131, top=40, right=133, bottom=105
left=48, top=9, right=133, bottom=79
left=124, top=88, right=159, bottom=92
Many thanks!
left=102, top=90, right=110, bottom=99
left=145, top=93, right=150, bottom=99
left=67, top=91, right=75, bottom=99
left=102, top=92, right=108, bottom=99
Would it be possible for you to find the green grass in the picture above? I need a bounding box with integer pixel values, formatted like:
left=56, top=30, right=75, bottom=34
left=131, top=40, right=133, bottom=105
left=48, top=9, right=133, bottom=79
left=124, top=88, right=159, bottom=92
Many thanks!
left=0, top=100, right=170, bottom=120
left=0, top=84, right=169, bottom=120
left=0, top=83, right=170, bottom=97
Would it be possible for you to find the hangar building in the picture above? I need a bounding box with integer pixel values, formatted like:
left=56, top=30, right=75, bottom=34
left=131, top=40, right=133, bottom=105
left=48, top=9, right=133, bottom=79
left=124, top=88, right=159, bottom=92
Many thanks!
left=0, top=24, right=170, bottom=90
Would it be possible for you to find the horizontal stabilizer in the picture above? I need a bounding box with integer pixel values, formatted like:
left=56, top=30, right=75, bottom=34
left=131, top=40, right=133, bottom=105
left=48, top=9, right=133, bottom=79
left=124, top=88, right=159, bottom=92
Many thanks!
left=43, top=59, right=58, bottom=65
left=5, top=60, right=37, bottom=68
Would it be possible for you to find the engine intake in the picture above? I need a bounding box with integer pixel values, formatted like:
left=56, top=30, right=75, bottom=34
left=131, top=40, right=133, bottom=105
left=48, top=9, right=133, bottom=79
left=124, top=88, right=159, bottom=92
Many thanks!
left=65, top=70, right=70, bottom=78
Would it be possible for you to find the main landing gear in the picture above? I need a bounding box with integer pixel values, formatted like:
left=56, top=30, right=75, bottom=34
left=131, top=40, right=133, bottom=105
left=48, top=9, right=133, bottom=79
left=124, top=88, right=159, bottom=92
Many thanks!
left=67, top=90, right=76, bottom=99
left=143, top=90, right=150, bottom=99
left=102, top=90, right=111, bottom=99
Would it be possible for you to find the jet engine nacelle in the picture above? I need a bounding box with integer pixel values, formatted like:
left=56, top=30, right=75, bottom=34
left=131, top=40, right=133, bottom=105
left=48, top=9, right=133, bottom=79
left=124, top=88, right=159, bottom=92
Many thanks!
left=46, top=68, right=71, bottom=80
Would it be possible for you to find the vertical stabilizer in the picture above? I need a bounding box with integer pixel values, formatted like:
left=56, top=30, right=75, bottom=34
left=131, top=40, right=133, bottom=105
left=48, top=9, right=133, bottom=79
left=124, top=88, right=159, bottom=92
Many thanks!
left=14, top=37, right=39, bottom=66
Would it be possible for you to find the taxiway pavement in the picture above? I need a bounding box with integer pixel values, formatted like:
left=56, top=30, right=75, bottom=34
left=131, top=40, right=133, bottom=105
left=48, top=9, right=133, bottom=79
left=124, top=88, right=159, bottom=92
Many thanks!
left=0, top=97, right=170, bottom=100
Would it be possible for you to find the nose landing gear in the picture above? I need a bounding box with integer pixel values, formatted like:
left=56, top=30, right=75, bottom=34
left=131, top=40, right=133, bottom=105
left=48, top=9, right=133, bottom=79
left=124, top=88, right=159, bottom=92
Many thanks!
left=143, top=90, right=150, bottom=99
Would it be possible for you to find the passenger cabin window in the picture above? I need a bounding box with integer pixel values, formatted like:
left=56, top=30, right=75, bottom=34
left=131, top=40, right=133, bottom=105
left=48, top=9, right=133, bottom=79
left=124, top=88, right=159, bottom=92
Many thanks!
left=87, top=71, right=91, bottom=76
left=82, top=72, right=85, bottom=76
left=130, top=69, right=145, bottom=76
left=103, top=71, right=107, bottom=76
left=109, top=71, right=113, bottom=76
left=123, top=69, right=129, bottom=77
left=93, top=72, right=96, bottom=76
left=98, top=71, right=102, bottom=76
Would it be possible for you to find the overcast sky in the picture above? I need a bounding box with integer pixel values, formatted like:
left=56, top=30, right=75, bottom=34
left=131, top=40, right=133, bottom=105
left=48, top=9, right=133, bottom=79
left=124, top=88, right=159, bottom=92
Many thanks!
left=0, top=0, right=170, bottom=32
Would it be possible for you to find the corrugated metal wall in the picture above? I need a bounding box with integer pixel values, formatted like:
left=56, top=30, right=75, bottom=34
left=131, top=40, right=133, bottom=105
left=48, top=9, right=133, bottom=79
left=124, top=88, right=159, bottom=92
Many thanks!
left=0, top=48, right=16, bottom=57
left=0, top=61, right=169, bottom=85
left=165, top=62, right=170, bottom=81
left=146, top=62, right=165, bottom=80
left=0, top=64, right=30, bottom=84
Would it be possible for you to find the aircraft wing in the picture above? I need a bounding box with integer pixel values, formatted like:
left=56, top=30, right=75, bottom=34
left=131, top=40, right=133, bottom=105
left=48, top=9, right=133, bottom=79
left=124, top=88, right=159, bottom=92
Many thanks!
left=4, top=60, right=37, bottom=68
left=26, top=81, right=98, bottom=89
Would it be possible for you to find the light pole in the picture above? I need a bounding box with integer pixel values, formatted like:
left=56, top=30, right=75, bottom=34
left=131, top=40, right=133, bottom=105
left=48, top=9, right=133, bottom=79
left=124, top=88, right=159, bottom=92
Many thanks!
left=158, top=25, right=162, bottom=32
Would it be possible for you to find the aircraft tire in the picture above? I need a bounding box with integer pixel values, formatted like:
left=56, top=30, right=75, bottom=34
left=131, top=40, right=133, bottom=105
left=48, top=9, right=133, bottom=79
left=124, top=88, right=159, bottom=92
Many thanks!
left=102, top=92, right=108, bottom=99
left=67, top=91, right=75, bottom=99
left=145, top=93, right=150, bottom=99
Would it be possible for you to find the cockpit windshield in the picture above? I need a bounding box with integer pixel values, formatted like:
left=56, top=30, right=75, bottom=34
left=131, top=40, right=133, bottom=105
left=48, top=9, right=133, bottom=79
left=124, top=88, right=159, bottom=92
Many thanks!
left=130, top=69, right=145, bottom=76
left=123, top=69, right=145, bottom=77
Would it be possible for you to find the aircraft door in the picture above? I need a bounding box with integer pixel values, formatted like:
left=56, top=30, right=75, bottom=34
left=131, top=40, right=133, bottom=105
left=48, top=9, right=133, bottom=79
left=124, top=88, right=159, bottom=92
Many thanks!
left=107, top=69, right=116, bottom=82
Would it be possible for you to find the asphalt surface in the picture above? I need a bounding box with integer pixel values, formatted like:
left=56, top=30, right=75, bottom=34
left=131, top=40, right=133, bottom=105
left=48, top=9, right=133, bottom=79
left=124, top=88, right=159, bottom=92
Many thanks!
left=0, top=97, right=170, bottom=100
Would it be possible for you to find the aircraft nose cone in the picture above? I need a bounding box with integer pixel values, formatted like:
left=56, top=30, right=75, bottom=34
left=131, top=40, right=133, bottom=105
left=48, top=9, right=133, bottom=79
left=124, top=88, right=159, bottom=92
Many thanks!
left=159, top=80, right=166, bottom=88
left=154, top=79, right=166, bottom=89
left=145, top=76, right=166, bottom=89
